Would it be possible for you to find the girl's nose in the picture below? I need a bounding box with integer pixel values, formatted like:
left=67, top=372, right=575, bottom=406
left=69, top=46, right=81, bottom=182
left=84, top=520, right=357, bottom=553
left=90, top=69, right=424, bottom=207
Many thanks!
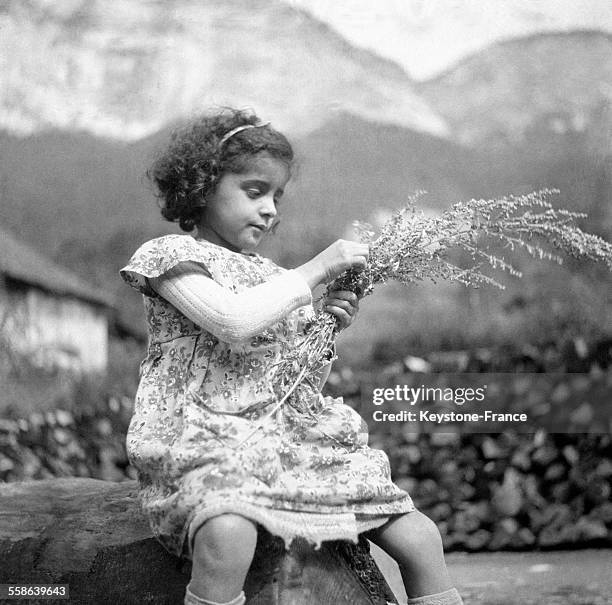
left=260, top=194, right=277, bottom=218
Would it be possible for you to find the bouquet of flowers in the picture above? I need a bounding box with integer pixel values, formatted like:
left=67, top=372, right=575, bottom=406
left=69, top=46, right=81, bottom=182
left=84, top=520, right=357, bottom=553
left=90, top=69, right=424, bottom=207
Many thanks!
left=237, top=189, right=612, bottom=446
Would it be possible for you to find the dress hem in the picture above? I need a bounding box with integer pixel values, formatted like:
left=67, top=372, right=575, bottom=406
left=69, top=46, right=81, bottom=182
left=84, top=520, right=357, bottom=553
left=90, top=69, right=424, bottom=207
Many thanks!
left=183, top=498, right=417, bottom=560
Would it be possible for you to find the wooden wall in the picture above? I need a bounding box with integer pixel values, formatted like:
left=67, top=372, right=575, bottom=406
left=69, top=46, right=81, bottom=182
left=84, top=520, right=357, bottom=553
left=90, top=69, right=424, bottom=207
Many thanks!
left=0, top=281, right=108, bottom=373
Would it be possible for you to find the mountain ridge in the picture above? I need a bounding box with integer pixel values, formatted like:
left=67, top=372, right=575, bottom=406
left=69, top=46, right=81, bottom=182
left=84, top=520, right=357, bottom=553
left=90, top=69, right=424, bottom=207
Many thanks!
left=0, top=0, right=447, bottom=140
left=423, top=29, right=612, bottom=84
left=418, top=30, right=612, bottom=146
left=286, top=0, right=612, bottom=80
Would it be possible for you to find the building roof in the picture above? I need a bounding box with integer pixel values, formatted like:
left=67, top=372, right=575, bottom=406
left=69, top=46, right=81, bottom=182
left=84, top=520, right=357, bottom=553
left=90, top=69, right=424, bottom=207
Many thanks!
left=0, top=227, right=114, bottom=308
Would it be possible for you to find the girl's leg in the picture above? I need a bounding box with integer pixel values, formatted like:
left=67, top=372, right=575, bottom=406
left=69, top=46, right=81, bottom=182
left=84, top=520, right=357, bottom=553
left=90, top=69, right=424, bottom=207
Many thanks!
left=186, top=514, right=258, bottom=605
left=366, top=511, right=462, bottom=603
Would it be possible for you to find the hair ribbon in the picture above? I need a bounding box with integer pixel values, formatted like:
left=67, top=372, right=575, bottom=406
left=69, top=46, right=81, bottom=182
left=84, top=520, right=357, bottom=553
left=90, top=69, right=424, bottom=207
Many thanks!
left=218, top=122, right=270, bottom=147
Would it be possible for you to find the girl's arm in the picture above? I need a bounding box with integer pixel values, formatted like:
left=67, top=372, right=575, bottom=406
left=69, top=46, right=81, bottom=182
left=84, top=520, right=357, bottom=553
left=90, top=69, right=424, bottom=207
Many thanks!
left=149, top=261, right=312, bottom=343
left=149, top=239, right=368, bottom=344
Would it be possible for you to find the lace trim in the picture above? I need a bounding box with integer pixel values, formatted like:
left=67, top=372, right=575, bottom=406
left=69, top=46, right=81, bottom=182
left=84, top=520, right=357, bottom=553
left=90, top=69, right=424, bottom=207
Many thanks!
left=183, top=500, right=411, bottom=559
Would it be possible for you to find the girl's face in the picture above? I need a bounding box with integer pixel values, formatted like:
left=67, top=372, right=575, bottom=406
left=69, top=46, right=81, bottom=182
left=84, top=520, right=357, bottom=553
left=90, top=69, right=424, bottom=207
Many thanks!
left=197, top=152, right=290, bottom=252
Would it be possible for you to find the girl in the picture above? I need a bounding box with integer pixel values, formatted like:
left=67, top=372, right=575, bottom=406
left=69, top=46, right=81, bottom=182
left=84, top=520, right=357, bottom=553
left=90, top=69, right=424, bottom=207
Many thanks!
left=121, top=108, right=463, bottom=605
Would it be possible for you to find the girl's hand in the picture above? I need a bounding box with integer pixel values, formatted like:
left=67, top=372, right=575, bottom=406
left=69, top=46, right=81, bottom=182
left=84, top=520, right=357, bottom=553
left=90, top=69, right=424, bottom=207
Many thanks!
left=324, top=289, right=360, bottom=330
left=295, top=240, right=369, bottom=288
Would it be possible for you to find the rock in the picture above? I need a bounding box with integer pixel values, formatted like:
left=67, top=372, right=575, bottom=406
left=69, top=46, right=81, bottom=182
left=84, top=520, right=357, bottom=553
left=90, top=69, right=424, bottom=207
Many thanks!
left=457, top=445, right=479, bottom=465
left=452, top=510, right=480, bottom=534
left=588, top=502, right=612, bottom=524
left=464, top=529, right=491, bottom=551
left=450, top=531, right=468, bottom=549
left=52, top=428, right=72, bottom=446
left=457, top=483, right=476, bottom=500
left=499, top=518, right=519, bottom=534
left=488, top=517, right=533, bottom=551
left=403, top=355, right=432, bottom=373
left=584, top=478, right=611, bottom=506
left=595, top=459, right=612, bottom=478
left=491, top=468, right=524, bottom=516
left=516, top=528, right=536, bottom=547
left=0, top=479, right=398, bottom=605
left=533, top=430, right=547, bottom=448
left=550, top=481, right=571, bottom=502
left=528, top=503, right=572, bottom=533
left=575, top=517, right=608, bottom=542
left=28, top=412, right=45, bottom=429
left=544, top=463, right=566, bottom=482
left=510, top=448, right=531, bottom=471
left=569, top=402, right=594, bottom=426
left=568, top=466, right=588, bottom=489
left=481, top=437, right=503, bottom=459
left=550, top=382, right=571, bottom=403
left=55, top=410, right=75, bottom=427
left=538, top=523, right=579, bottom=547
left=414, top=478, right=440, bottom=507
left=562, top=444, right=580, bottom=465
left=404, top=444, right=421, bottom=464
left=0, top=419, right=20, bottom=433
left=531, top=445, right=558, bottom=467
left=19, top=447, right=43, bottom=479
left=522, top=475, right=546, bottom=508
left=96, top=419, right=113, bottom=437
left=428, top=503, right=452, bottom=522
left=439, top=459, right=458, bottom=477
left=488, top=527, right=512, bottom=551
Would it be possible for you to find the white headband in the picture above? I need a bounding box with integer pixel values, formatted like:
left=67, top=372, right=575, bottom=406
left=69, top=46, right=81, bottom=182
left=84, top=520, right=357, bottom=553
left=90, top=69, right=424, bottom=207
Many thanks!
left=218, top=122, right=270, bottom=147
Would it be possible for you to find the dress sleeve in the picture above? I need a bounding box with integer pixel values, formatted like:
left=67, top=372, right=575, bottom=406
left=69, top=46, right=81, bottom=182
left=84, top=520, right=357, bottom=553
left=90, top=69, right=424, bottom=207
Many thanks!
left=149, top=261, right=312, bottom=343
left=119, top=235, right=215, bottom=296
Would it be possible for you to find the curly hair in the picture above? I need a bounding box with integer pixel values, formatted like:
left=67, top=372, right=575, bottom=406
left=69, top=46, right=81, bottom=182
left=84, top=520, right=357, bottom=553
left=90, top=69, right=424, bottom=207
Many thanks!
left=148, top=108, right=294, bottom=231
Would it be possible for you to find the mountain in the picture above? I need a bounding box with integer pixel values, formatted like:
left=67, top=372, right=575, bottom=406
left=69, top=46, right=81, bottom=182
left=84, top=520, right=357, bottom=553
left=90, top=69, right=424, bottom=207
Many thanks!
left=287, top=0, right=612, bottom=80
left=418, top=31, right=612, bottom=147
left=0, top=0, right=447, bottom=140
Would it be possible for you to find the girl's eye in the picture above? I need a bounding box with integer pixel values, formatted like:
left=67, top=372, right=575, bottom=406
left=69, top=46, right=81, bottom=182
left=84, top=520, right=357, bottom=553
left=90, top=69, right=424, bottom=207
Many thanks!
left=246, top=189, right=261, bottom=199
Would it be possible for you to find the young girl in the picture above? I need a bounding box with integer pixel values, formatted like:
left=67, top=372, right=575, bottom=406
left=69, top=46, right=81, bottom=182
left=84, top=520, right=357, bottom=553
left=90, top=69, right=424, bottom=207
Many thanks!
left=121, top=108, right=463, bottom=605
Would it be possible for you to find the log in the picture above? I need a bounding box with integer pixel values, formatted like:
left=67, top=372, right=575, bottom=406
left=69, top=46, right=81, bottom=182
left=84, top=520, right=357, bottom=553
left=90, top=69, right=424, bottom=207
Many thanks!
left=0, top=479, right=399, bottom=605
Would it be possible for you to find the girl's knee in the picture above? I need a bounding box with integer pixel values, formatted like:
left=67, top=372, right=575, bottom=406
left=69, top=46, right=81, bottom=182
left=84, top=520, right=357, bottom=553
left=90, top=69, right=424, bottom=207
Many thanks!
left=192, top=514, right=257, bottom=568
left=373, top=511, right=444, bottom=561
left=407, top=511, right=444, bottom=547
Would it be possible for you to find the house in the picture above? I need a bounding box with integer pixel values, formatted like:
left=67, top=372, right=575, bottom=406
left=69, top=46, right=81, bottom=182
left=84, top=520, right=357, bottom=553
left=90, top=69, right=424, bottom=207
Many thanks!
left=0, top=228, right=114, bottom=373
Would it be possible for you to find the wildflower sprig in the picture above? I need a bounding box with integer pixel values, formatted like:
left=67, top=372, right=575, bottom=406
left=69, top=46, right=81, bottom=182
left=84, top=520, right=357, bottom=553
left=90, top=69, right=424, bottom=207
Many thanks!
left=333, top=189, right=612, bottom=297
left=237, top=190, right=612, bottom=446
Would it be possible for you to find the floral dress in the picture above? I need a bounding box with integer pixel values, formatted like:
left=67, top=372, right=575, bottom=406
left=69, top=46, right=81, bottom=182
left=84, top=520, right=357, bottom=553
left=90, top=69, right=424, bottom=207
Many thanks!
left=120, top=234, right=415, bottom=559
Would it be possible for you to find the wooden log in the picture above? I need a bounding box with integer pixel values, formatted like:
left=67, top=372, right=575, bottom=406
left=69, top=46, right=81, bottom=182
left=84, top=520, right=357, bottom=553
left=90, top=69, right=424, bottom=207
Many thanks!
left=0, top=478, right=399, bottom=605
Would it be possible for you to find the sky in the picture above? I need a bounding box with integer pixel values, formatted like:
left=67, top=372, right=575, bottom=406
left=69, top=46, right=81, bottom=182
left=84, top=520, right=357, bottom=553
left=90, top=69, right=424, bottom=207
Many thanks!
left=284, top=0, right=612, bottom=79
